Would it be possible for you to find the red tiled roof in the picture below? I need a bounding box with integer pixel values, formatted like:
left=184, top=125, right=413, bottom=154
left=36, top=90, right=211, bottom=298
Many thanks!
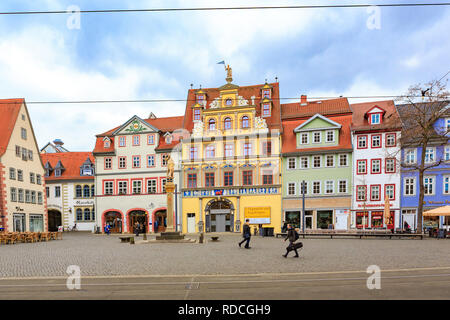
left=281, top=114, right=353, bottom=154
left=40, top=152, right=94, bottom=181
left=350, top=100, right=402, bottom=132
left=93, top=115, right=184, bottom=154
left=281, top=97, right=351, bottom=120
left=0, top=99, right=25, bottom=157
left=182, top=82, right=282, bottom=132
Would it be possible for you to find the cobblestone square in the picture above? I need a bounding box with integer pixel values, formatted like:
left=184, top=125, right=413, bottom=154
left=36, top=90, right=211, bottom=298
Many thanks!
left=1, top=232, right=449, bottom=278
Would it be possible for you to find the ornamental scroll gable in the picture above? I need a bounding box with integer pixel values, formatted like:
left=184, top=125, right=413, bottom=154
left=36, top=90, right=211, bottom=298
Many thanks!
left=254, top=116, right=268, bottom=132
left=237, top=95, right=248, bottom=107
left=210, top=98, right=220, bottom=109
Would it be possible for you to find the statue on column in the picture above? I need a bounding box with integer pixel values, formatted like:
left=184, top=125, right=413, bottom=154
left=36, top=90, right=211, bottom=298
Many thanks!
left=167, top=155, right=174, bottom=182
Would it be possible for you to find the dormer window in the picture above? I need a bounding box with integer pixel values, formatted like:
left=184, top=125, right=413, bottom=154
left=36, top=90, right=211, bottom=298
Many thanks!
left=165, top=134, right=173, bottom=145
left=80, top=157, right=94, bottom=176
left=262, top=89, right=271, bottom=98
left=55, top=169, right=61, bottom=177
left=370, top=114, right=381, bottom=124
left=193, top=108, right=201, bottom=121
left=225, top=98, right=233, bottom=106
left=104, top=140, right=110, bottom=148
left=262, top=103, right=271, bottom=117
left=197, top=94, right=205, bottom=103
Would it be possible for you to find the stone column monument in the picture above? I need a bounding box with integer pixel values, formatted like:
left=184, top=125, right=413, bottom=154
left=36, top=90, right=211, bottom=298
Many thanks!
left=156, top=155, right=185, bottom=240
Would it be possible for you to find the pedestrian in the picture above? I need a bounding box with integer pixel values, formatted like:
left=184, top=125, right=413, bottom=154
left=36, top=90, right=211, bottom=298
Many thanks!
left=134, top=221, right=140, bottom=237
left=154, top=220, right=159, bottom=233
left=238, top=219, right=251, bottom=249
left=282, top=221, right=288, bottom=233
left=104, top=224, right=110, bottom=235
left=283, top=224, right=301, bottom=258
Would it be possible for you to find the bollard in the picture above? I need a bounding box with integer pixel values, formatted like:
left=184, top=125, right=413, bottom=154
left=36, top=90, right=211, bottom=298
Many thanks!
left=199, top=232, right=204, bottom=244
left=143, top=233, right=147, bottom=240
left=130, top=237, right=135, bottom=244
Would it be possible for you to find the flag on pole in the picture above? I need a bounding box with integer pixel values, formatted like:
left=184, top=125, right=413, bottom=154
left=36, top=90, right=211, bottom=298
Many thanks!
left=217, top=61, right=225, bottom=65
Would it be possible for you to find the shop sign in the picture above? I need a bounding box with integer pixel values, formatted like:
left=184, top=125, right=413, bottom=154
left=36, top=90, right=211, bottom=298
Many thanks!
left=183, top=187, right=279, bottom=197
left=75, top=200, right=94, bottom=206
left=244, top=207, right=271, bottom=224
left=357, top=203, right=392, bottom=208
left=15, top=206, right=24, bottom=212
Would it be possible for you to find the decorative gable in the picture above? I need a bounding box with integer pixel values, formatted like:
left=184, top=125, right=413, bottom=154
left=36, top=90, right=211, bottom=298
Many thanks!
left=293, top=114, right=342, bottom=132
left=113, top=115, right=159, bottom=135
left=365, top=106, right=386, bottom=125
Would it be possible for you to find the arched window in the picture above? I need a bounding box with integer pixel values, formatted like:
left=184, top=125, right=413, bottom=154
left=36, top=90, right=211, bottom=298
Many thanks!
left=208, top=118, right=216, bottom=130
left=83, top=185, right=90, bottom=198
left=91, top=185, right=95, bottom=197
left=84, top=208, right=91, bottom=221
left=75, top=185, right=82, bottom=198
left=223, top=117, right=232, bottom=130
left=241, top=116, right=249, bottom=129
left=76, top=208, right=82, bottom=221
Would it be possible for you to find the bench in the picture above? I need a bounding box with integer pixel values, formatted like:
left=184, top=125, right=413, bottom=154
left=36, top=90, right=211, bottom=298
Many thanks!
left=119, top=236, right=133, bottom=243
left=295, top=232, right=424, bottom=240
left=210, top=236, right=219, bottom=242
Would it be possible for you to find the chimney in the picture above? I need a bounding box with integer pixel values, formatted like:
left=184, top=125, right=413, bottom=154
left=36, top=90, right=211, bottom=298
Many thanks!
left=300, top=95, right=307, bottom=106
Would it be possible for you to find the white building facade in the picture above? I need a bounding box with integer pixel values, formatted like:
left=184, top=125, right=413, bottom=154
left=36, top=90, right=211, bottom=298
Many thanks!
left=41, top=153, right=95, bottom=232
left=351, top=101, right=402, bottom=230
left=93, top=115, right=184, bottom=234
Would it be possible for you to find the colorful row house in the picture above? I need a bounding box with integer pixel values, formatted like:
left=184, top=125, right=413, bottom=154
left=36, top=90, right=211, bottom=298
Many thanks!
left=41, top=151, right=95, bottom=231
left=397, top=103, right=450, bottom=231
left=0, top=99, right=47, bottom=232
left=180, top=77, right=283, bottom=234
left=281, top=97, right=353, bottom=230
left=350, top=100, right=402, bottom=230
left=93, top=114, right=184, bottom=233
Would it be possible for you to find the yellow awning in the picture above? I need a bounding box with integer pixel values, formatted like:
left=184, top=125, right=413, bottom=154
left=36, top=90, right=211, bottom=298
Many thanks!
left=423, top=205, right=450, bottom=217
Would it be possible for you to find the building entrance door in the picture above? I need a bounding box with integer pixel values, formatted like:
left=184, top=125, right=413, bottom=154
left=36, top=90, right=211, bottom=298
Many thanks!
left=48, top=210, right=62, bottom=232
left=211, top=214, right=226, bottom=232
left=155, top=210, right=167, bottom=232
left=335, top=210, right=348, bottom=230
left=129, top=211, right=147, bottom=234
left=187, top=213, right=196, bottom=233
left=105, top=211, right=122, bottom=233
left=13, top=214, right=26, bottom=232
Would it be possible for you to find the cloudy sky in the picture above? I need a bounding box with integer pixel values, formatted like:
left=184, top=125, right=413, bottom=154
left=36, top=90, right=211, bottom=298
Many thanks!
left=0, top=0, right=449, bottom=151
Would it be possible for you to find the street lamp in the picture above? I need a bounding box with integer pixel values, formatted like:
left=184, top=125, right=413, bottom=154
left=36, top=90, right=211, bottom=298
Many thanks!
left=301, top=180, right=306, bottom=233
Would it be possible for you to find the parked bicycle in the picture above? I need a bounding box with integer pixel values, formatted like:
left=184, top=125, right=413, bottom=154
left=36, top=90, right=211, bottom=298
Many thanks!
left=66, top=224, right=78, bottom=232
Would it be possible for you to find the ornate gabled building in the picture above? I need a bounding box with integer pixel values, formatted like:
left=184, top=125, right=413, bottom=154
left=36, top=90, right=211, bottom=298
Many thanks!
left=93, top=114, right=184, bottom=234
left=180, top=71, right=283, bottom=234
left=40, top=152, right=95, bottom=231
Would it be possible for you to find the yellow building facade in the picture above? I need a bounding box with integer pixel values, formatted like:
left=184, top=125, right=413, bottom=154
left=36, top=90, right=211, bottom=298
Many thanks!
left=181, top=76, right=283, bottom=234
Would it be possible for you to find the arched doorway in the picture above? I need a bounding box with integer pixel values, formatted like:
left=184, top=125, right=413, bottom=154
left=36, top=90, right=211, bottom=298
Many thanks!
left=48, top=210, right=62, bottom=232
left=154, top=209, right=167, bottom=232
left=128, top=210, right=148, bottom=234
left=104, top=211, right=123, bottom=233
left=205, top=199, right=234, bottom=233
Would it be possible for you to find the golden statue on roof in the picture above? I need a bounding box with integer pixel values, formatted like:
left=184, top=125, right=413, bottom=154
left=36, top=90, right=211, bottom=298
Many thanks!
left=225, top=64, right=233, bottom=83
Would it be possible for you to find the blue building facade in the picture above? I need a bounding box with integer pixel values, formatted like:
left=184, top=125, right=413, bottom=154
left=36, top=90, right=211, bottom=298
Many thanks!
left=400, top=117, right=450, bottom=231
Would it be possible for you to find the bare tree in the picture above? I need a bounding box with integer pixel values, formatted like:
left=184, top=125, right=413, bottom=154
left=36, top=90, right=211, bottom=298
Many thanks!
left=396, top=79, right=449, bottom=234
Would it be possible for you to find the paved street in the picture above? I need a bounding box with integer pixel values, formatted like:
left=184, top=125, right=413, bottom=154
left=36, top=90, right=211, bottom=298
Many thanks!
left=0, top=268, right=449, bottom=300
left=1, top=232, right=449, bottom=278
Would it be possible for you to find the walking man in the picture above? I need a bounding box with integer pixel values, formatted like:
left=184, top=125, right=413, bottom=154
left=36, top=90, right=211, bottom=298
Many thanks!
left=283, top=224, right=301, bottom=258
left=238, top=219, right=251, bottom=249
left=134, top=221, right=140, bottom=237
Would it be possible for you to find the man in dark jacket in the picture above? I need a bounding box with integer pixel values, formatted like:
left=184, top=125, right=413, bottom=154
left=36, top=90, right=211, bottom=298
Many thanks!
left=238, top=219, right=251, bottom=249
left=283, top=224, right=299, bottom=258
